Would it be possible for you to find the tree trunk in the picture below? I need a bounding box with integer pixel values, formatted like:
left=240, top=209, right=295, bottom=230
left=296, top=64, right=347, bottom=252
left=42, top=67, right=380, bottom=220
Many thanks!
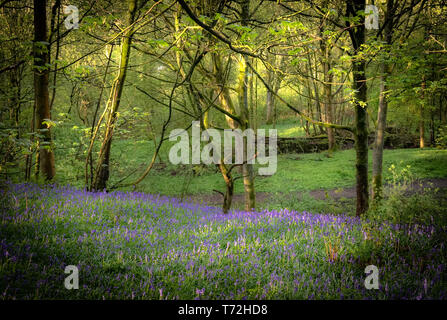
left=372, top=0, right=394, bottom=203
left=420, top=77, right=426, bottom=148
left=324, top=72, right=335, bottom=151
left=372, top=63, right=390, bottom=202
left=239, top=0, right=255, bottom=211
left=320, top=19, right=335, bottom=151
left=266, top=90, right=274, bottom=125
left=218, top=162, right=234, bottom=214
left=33, top=0, right=55, bottom=181
left=304, top=63, right=317, bottom=135
left=430, top=95, right=436, bottom=146
left=249, top=58, right=254, bottom=128
left=266, top=68, right=274, bottom=124
left=92, top=0, right=137, bottom=190
left=354, top=60, right=369, bottom=216
left=212, top=53, right=239, bottom=129
left=441, top=95, right=446, bottom=124
left=307, top=52, right=325, bottom=135
left=348, top=0, right=369, bottom=216
left=210, top=53, right=237, bottom=212
left=265, top=56, right=284, bottom=125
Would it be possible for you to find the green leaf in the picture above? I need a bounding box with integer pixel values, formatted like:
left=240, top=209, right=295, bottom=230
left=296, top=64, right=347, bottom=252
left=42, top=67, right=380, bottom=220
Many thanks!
left=42, top=119, right=56, bottom=128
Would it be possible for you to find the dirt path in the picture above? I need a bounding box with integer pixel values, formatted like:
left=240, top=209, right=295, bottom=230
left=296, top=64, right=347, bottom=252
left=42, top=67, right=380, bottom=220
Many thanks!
left=184, top=178, right=447, bottom=207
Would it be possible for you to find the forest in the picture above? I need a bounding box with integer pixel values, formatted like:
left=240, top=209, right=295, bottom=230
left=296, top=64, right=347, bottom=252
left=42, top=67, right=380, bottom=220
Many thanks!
left=0, top=0, right=447, bottom=300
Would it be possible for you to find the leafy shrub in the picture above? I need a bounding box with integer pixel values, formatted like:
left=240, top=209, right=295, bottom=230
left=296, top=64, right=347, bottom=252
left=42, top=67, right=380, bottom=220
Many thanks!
left=435, top=125, right=447, bottom=149
left=367, top=163, right=447, bottom=226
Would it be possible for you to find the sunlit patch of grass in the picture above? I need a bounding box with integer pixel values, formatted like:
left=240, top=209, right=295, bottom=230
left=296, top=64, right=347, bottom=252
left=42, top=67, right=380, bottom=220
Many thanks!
left=259, top=119, right=307, bottom=138
left=52, top=126, right=447, bottom=200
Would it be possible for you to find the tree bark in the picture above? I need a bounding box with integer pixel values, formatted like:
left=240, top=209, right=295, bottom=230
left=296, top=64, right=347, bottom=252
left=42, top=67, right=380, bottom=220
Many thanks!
left=33, top=0, right=55, bottom=181
left=86, top=44, right=114, bottom=189
left=372, top=63, right=390, bottom=202
left=266, top=64, right=274, bottom=125
left=372, top=0, right=394, bottom=202
left=441, top=95, right=446, bottom=124
left=92, top=0, right=137, bottom=190
left=212, top=53, right=239, bottom=129
left=353, top=60, right=369, bottom=216
left=348, top=0, right=369, bottom=216
left=307, top=52, right=325, bottom=135
left=217, top=162, right=234, bottom=214
left=420, top=77, right=426, bottom=148
left=320, top=18, right=335, bottom=151
left=239, top=0, right=255, bottom=211
left=210, top=53, right=239, bottom=212
left=265, top=56, right=284, bottom=126
left=323, top=67, right=335, bottom=151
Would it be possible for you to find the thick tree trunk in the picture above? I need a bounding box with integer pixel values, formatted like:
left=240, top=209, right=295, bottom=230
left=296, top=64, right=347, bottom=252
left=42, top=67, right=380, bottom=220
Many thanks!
left=33, top=0, right=55, bottom=181
left=354, top=60, right=369, bottom=216
left=92, top=0, right=137, bottom=190
left=348, top=0, right=369, bottom=216
left=218, top=162, right=234, bottom=214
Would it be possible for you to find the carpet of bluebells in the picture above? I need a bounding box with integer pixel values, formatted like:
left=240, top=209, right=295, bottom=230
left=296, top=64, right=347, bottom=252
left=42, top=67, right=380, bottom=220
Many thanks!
left=0, top=182, right=446, bottom=299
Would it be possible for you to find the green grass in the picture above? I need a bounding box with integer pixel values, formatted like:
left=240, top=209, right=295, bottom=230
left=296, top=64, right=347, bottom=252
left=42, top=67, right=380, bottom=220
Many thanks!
left=114, top=147, right=447, bottom=196
left=54, top=127, right=447, bottom=199
left=255, top=147, right=447, bottom=194
left=258, top=118, right=307, bottom=138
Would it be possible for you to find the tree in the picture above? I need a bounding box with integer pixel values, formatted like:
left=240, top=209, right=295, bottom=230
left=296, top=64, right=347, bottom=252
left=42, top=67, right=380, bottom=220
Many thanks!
left=346, top=0, right=369, bottom=216
left=265, top=56, right=285, bottom=126
left=319, top=7, right=336, bottom=152
left=372, top=0, right=429, bottom=202
left=372, top=0, right=395, bottom=202
left=33, top=0, right=55, bottom=181
left=92, top=0, right=138, bottom=191
left=238, top=0, right=256, bottom=211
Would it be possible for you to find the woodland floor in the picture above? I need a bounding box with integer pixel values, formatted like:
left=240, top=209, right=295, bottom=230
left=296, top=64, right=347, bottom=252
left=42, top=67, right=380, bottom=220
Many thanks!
left=187, top=177, right=447, bottom=210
